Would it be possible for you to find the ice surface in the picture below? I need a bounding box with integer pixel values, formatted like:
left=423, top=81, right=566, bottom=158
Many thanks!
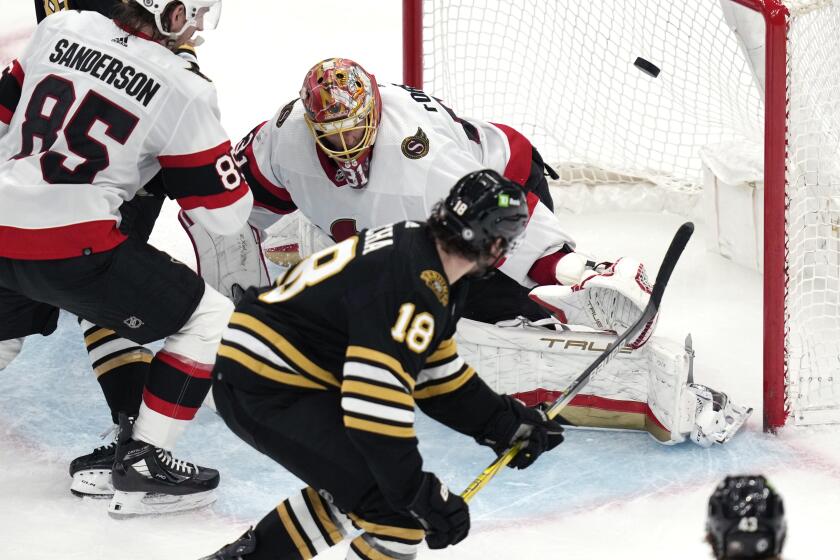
left=1, top=2, right=839, bottom=559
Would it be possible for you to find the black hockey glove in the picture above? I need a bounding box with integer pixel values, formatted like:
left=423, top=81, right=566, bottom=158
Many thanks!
left=477, top=395, right=565, bottom=469
left=407, top=472, right=470, bottom=550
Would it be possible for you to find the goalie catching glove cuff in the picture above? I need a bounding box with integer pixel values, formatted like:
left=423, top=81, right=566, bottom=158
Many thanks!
left=477, top=395, right=565, bottom=469
left=529, top=256, right=657, bottom=348
left=407, top=473, right=470, bottom=550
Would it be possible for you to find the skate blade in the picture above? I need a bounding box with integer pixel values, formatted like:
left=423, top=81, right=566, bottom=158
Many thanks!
left=108, top=489, right=217, bottom=519
left=70, top=470, right=114, bottom=499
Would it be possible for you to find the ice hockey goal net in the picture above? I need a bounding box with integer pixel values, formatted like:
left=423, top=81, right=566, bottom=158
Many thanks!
left=403, top=0, right=840, bottom=430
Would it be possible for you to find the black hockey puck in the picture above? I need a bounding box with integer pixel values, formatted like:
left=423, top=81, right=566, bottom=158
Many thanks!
left=634, top=57, right=660, bottom=78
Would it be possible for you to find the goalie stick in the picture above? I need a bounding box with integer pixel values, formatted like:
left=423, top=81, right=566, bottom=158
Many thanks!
left=461, top=221, right=695, bottom=502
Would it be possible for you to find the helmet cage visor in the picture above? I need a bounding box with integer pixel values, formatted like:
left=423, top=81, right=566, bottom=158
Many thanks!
left=304, top=104, right=378, bottom=162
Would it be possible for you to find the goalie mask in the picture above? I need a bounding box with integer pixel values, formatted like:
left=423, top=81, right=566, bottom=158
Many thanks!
left=706, top=475, right=786, bottom=559
left=133, top=0, right=223, bottom=41
left=430, top=169, right=528, bottom=274
left=300, top=58, right=382, bottom=164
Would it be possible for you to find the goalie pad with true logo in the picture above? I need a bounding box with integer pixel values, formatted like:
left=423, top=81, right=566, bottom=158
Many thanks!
left=455, top=318, right=751, bottom=446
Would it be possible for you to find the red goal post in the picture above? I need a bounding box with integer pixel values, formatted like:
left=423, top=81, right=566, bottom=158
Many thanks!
left=402, top=0, right=840, bottom=432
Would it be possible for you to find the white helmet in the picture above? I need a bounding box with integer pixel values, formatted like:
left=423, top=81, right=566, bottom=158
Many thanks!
left=134, top=0, right=222, bottom=40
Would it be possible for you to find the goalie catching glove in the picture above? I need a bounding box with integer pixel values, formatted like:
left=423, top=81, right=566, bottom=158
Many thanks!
left=407, top=473, right=470, bottom=549
left=477, top=395, right=565, bottom=469
left=529, top=255, right=657, bottom=348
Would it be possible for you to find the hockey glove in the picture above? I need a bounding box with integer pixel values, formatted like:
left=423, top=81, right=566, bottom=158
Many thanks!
left=407, top=473, right=470, bottom=549
left=478, top=395, right=565, bottom=469
left=529, top=256, right=657, bottom=348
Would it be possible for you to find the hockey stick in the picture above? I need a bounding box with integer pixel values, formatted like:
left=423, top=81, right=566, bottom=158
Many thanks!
left=461, top=221, right=695, bottom=502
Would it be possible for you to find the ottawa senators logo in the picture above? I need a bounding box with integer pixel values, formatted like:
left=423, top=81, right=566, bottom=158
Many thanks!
left=421, top=270, right=449, bottom=306
left=401, top=127, right=430, bottom=160
left=276, top=99, right=297, bottom=128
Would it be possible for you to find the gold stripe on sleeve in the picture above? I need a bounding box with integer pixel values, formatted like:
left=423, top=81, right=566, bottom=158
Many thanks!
left=344, top=416, right=416, bottom=439
left=218, top=344, right=327, bottom=390
left=345, top=346, right=414, bottom=390
left=425, top=337, right=457, bottom=364
left=342, top=380, right=414, bottom=408
left=230, top=313, right=340, bottom=388
left=414, top=367, right=476, bottom=399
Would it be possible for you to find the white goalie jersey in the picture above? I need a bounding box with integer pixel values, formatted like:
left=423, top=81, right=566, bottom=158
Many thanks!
left=235, top=83, right=574, bottom=287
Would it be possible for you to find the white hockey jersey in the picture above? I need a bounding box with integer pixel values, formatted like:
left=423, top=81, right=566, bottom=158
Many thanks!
left=0, top=11, right=252, bottom=260
left=237, top=83, right=574, bottom=287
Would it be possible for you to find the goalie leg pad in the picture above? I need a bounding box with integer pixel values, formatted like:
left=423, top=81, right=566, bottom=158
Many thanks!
left=262, top=210, right=335, bottom=264
left=180, top=211, right=270, bottom=301
left=455, top=318, right=751, bottom=446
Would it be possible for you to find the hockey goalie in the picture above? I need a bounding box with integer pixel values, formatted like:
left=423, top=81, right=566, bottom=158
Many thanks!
left=186, top=57, right=752, bottom=448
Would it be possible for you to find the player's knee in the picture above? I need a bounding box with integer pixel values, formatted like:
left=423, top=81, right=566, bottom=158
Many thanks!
left=165, top=286, right=234, bottom=364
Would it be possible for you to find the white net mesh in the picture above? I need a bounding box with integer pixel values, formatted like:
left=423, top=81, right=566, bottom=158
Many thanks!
left=419, top=0, right=840, bottom=425
left=784, top=2, right=840, bottom=424
left=420, top=0, right=764, bottom=192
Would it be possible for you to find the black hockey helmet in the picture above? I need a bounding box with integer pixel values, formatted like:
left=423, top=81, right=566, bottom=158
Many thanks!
left=706, top=475, right=786, bottom=559
left=429, top=169, right=529, bottom=263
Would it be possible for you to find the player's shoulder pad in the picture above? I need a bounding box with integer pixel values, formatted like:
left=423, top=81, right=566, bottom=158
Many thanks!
left=184, top=61, right=211, bottom=83
left=273, top=98, right=299, bottom=129
left=390, top=221, right=451, bottom=309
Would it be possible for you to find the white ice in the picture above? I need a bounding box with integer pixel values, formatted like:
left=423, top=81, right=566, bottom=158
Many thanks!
left=2, top=2, right=839, bottom=559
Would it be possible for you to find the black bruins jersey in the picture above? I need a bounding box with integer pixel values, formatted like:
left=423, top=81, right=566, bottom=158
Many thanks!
left=216, top=221, right=507, bottom=508
left=35, top=0, right=119, bottom=22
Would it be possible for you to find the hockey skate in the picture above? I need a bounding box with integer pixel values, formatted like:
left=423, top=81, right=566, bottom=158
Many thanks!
left=69, top=438, right=117, bottom=498
left=109, top=414, right=220, bottom=518
left=198, top=528, right=257, bottom=559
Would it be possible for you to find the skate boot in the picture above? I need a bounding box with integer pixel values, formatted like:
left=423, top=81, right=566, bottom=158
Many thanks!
left=198, top=528, right=257, bottom=559
left=69, top=436, right=117, bottom=498
left=109, top=413, right=220, bottom=518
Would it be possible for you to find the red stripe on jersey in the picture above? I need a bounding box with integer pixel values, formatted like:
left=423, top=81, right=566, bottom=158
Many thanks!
left=155, top=350, right=214, bottom=379
left=158, top=141, right=233, bottom=169
left=494, top=191, right=539, bottom=269
left=142, top=388, right=199, bottom=421
left=177, top=181, right=249, bottom=210
left=245, top=132, right=293, bottom=202
left=0, top=104, right=12, bottom=125
left=254, top=200, right=296, bottom=216
left=9, top=60, right=24, bottom=87
left=0, top=221, right=126, bottom=260
left=491, top=123, right=533, bottom=187
left=510, top=389, right=668, bottom=432
left=528, top=249, right=569, bottom=286
left=526, top=191, right=539, bottom=218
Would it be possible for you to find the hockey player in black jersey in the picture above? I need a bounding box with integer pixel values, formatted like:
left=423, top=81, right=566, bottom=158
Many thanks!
left=201, top=170, right=565, bottom=560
